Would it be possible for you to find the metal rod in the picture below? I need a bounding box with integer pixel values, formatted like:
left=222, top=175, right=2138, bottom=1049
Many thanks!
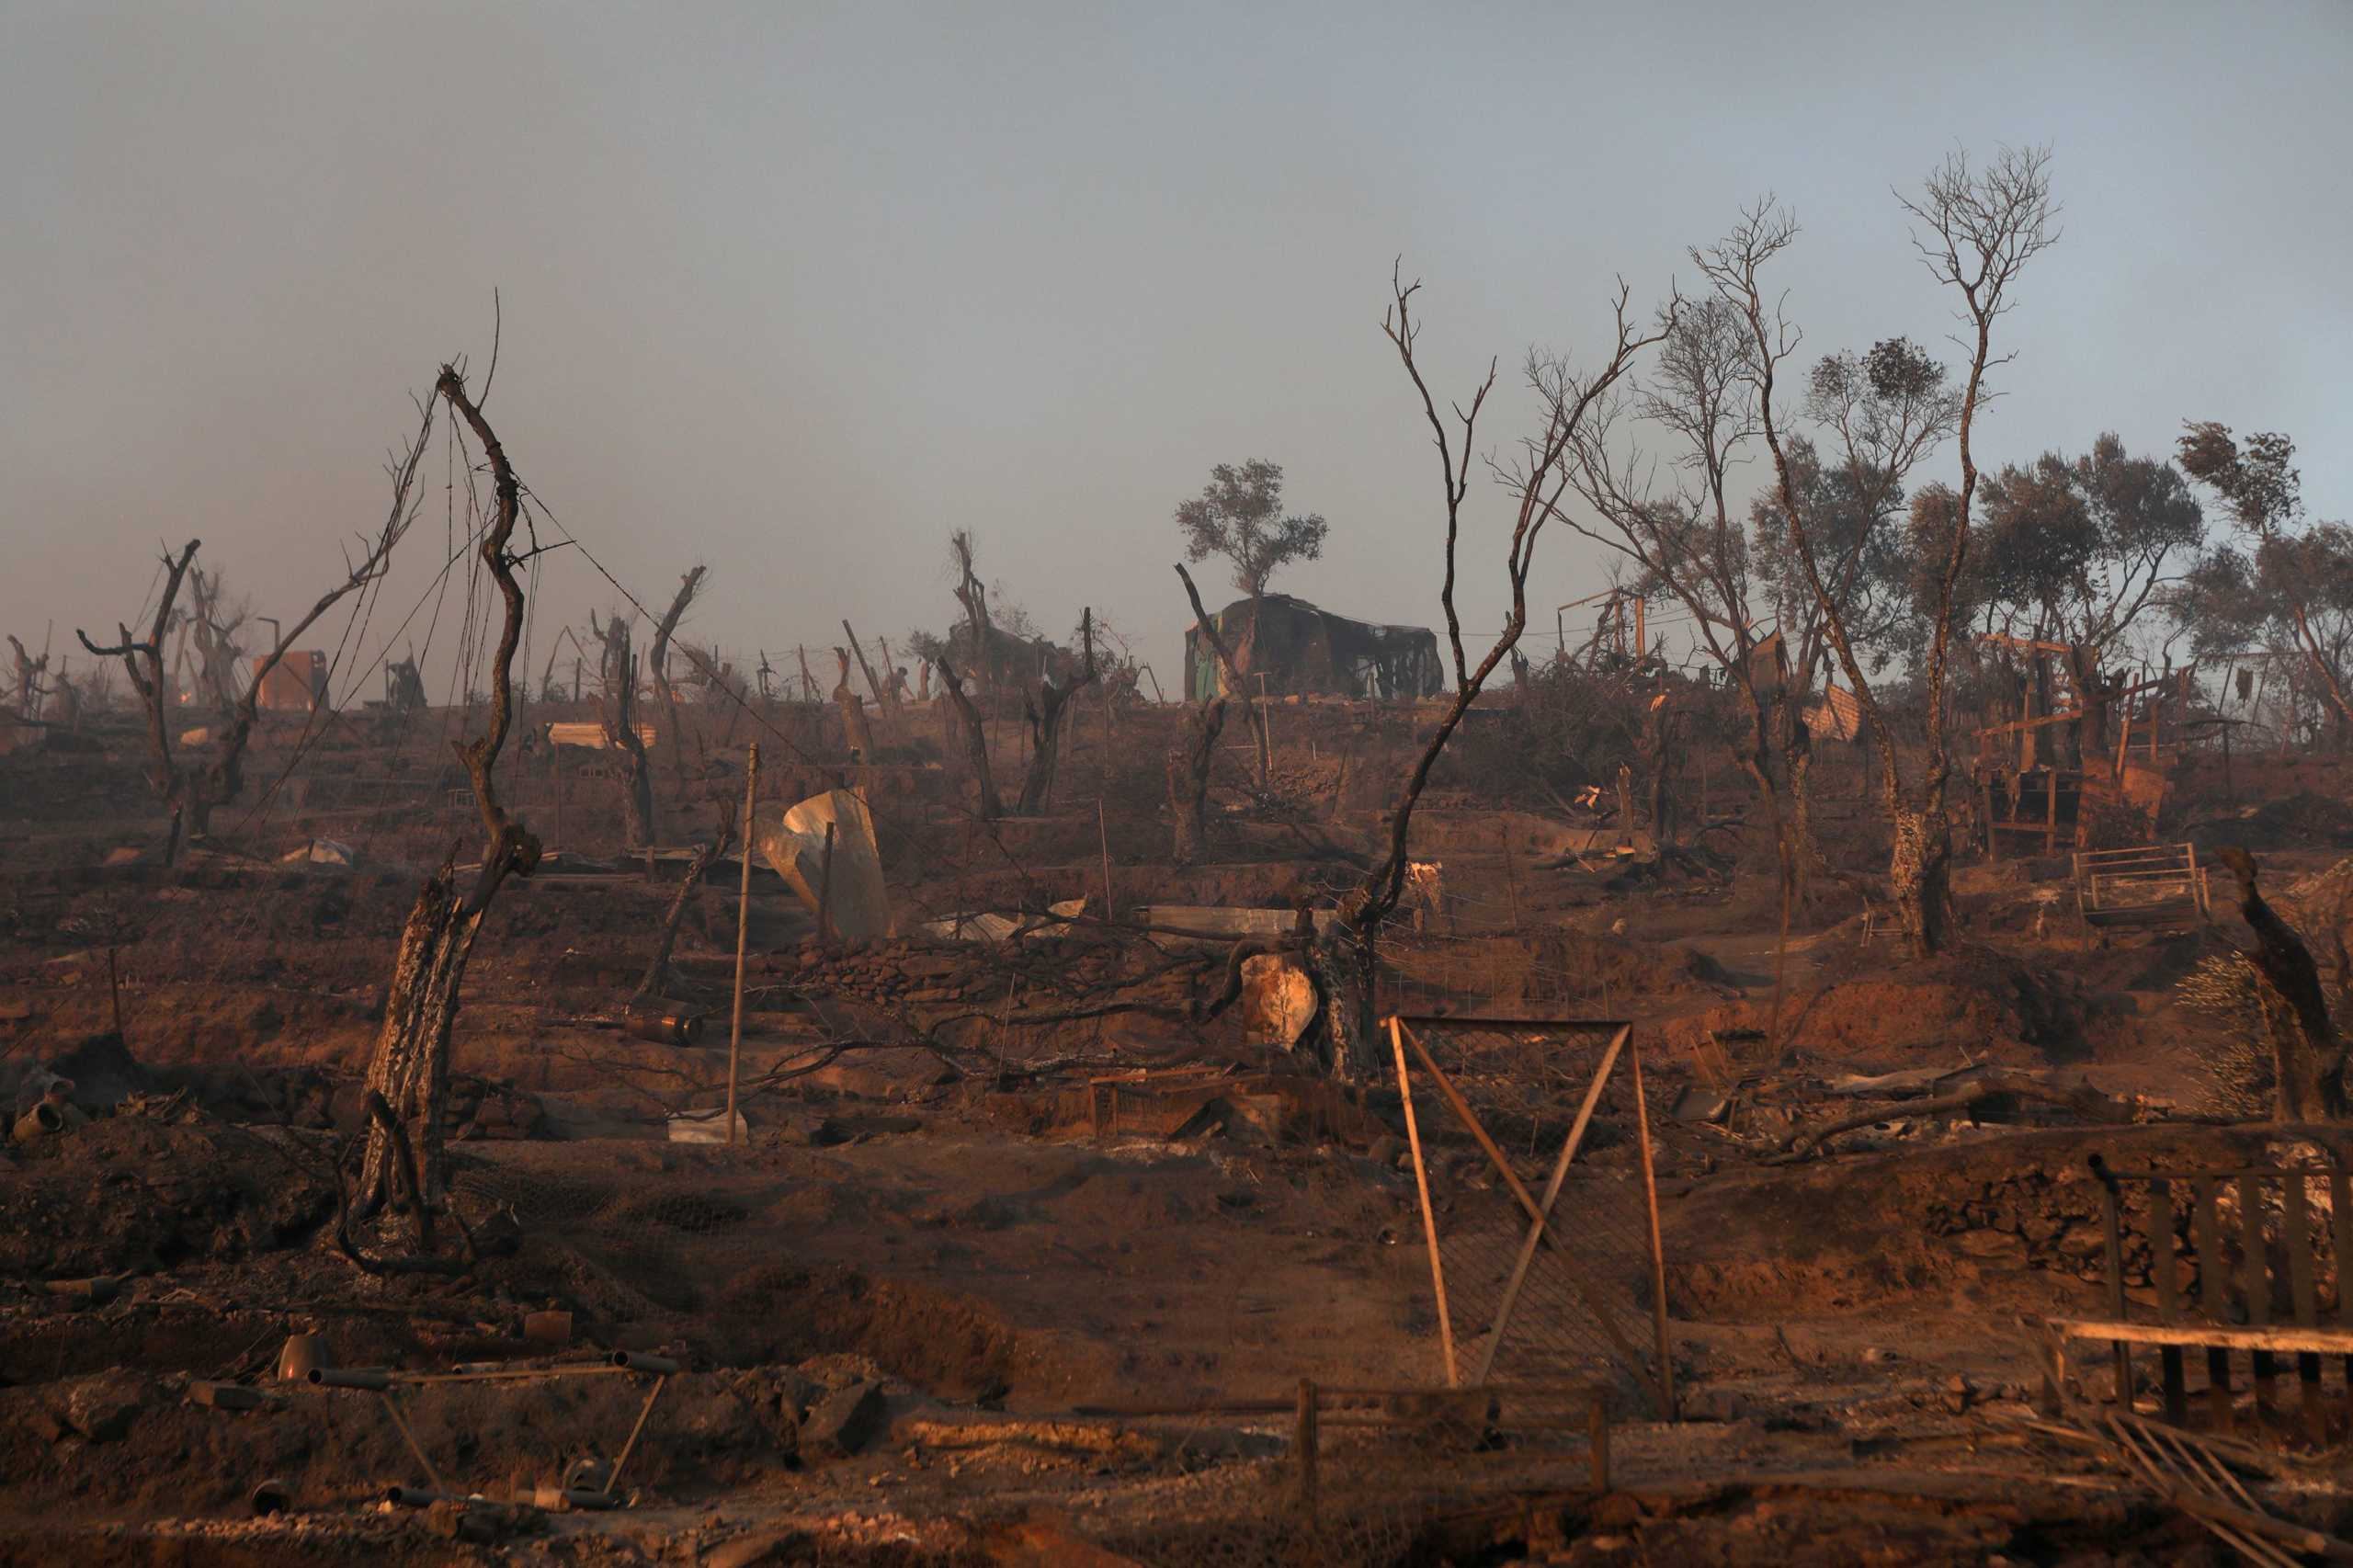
left=1389, top=1017, right=1456, bottom=1388
left=815, top=820, right=836, bottom=945
left=603, top=1374, right=668, bottom=1497
left=727, top=743, right=759, bottom=1147
left=377, top=1391, right=446, bottom=1494
left=1097, top=798, right=1115, bottom=922
left=1629, top=1035, right=1676, bottom=1421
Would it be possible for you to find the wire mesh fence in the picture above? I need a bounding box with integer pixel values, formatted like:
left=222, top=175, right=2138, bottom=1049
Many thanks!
left=1389, top=1017, right=1673, bottom=1417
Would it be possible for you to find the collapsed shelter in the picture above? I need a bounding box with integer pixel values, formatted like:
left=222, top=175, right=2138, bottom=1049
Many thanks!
left=1183, top=592, right=1444, bottom=701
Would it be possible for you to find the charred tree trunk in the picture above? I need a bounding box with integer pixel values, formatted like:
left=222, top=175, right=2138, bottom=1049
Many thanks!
left=595, top=615, right=657, bottom=847
left=950, top=530, right=995, bottom=693
left=6, top=635, right=48, bottom=722
left=2215, top=846, right=2348, bottom=1120
left=1015, top=608, right=1097, bottom=816
left=1167, top=696, right=1227, bottom=865
left=1887, top=798, right=1952, bottom=959
left=832, top=649, right=876, bottom=761
left=633, top=826, right=726, bottom=1004
left=361, top=860, right=483, bottom=1216
left=1176, top=563, right=1268, bottom=789
left=650, top=565, right=706, bottom=792
left=937, top=658, right=1002, bottom=820
left=357, top=363, right=540, bottom=1223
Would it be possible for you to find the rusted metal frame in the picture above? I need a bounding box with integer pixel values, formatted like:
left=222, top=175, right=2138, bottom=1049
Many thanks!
left=1389, top=1017, right=1458, bottom=1387
left=1392, top=1014, right=1632, bottom=1030
left=1399, top=1018, right=1657, bottom=1403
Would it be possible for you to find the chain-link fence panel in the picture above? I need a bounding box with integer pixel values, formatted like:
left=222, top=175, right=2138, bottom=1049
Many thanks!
left=1389, top=1017, right=1672, bottom=1416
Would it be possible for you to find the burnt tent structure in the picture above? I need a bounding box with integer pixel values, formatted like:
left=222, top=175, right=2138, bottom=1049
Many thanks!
left=1183, top=593, right=1444, bottom=701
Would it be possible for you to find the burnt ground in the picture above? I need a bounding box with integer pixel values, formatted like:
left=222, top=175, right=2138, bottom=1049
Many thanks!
left=6, top=699, right=2353, bottom=1565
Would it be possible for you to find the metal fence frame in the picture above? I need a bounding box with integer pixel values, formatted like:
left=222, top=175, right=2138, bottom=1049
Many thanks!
left=1387, top=1015, right=1675, bottom=1418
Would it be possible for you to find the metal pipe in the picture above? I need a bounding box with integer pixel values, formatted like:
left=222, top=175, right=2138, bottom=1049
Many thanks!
left=609, top=1350, right=679, bottom=1375
left=309, top=1367, right=391, bottom=1391
left=383, top=1486, right=456, bottom=1508
left=625, top=1008, right=703, bottom=1046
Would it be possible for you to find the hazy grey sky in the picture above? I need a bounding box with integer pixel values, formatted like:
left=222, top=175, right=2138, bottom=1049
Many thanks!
left=4, top=1, right=2347, bottom=697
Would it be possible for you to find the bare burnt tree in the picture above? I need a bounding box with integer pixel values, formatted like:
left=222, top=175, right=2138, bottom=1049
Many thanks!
left=1333, top=267, right=1674, bottom=1077
left=1702, top=147, right=2056, bottom=956
left=6, top=635, right=48, bottom=722
left=1564, top=297, right=1807, bottom=896
left=1166, top=693, right=1228, bottom=866
left=1014, top=608, right=1098, bottom=815
left=182, top=565, right=249, bottom=712
left=949, top=529, right=994, bottom=689
left=1175, top=562, right=1270, bottom=786
left=356, top=362, right=543, bottom=1223
left=78, top=411, right=433, bottom=863
left=589, top=609, right=657, bottom=846
left=936, top=656, right=1003, bottom=820
left=648, top=563, right=706, bottom=788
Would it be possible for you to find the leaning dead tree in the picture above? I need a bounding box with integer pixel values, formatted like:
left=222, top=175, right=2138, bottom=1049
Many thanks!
left=356, top=362, right=543, bottom=1227
left=589, top=609, right=657, bottom=846
left=648, top=564, right=706, bottom=790
left=1013, top=608, right=1098, bottom=815
left=844, top=619, right=899, bottom=718
left=1175, top=563, right=1269, bottom=787
left=78, top=414, right=431, bottom=862
left=1331, top=267, right=1673, bottom=1078
left=6, top=635, right=48, bottom=722
left=936, top=656, right=1003, bottom=820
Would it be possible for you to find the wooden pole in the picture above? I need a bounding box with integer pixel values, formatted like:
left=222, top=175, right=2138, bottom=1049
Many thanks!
left=1390, top=1017, right=1457, bottom=1387
left=725, top=743, right=759, bottom=1147
left=815, top=821, right=836, bottom=945
left=1097, top=798, right=1115, bottom=921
